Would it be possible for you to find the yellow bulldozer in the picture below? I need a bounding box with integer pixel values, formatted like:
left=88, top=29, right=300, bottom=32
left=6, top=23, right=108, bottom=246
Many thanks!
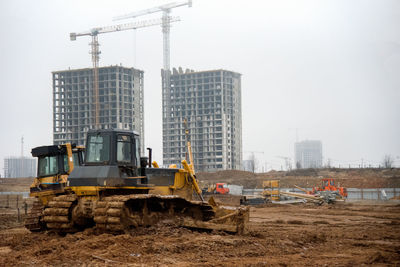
left=26, top=128, right=249, bottom=234
left=25, top=143, right=84, bottom=231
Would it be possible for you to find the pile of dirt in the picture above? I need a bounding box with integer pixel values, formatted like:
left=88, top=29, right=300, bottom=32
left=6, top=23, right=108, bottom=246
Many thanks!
left=197, top=168, right=400, bottom=189
left=198, top=170, right=258, bottom=188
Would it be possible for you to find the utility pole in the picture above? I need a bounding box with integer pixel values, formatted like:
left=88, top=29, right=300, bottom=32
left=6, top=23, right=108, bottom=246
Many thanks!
left=21, top=136, right=24, bottom=157
left=21, top=136, right=24, bottom=178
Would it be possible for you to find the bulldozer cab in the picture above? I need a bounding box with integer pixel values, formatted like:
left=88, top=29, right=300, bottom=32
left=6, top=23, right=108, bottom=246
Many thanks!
left=85, top=129, right=141, bottom=169
left=29, top=143, right=85, bottom=203
left=66, top=129, right=148, bottom=192
left=32, top=144, right=84, bottom=178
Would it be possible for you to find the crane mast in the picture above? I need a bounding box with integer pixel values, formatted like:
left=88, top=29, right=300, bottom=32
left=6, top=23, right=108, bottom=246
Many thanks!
left=90, top=34, right=100, bottom=127
left=70, top=17, right=180, bottom=129
left=162, top=9, right=171, bottom=72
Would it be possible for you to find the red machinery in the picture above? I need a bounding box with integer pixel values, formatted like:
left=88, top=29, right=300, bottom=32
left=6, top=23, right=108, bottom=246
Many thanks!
left=215, top=183, right=230, bottom=194
left=311, top=178, right=348, bottom=198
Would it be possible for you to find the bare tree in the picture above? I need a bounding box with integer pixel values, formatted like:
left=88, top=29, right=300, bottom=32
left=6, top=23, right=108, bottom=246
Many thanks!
left=248, top=153, right=258, bottom=173
left=296, top=161, right=302, bottom=169
left=382, top=154, right=394, bottom=168
left=326, top=158, right=331, bottom=169
left=285, top=158, right=292, bottom=171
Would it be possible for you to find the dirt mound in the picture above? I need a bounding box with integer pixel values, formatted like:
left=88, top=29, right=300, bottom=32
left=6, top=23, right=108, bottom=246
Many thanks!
left=197, top=168, right=400, bottom=188
left=198, top=170, right=258, bottom=188
left=2, top=169, right=399, bottom=193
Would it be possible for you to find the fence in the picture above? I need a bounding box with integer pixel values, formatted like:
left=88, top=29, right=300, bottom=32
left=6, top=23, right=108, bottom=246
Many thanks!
left=346, top=188, right=399, bottom=200
left=0, top=193, right=33, bottom=222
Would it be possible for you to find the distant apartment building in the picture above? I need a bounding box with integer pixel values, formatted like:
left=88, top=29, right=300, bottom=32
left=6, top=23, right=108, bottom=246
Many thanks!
left=162, top=68, right=242, bottom=172
left=52, top=66, right=144, bottom=153
left=4, top=157, right=36, bottom=178
left=295, top=140, right=323, bottom=169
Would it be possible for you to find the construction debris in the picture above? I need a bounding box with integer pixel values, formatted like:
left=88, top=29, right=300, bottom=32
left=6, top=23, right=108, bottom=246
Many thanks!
left=280, top=190, right=344, bottom=204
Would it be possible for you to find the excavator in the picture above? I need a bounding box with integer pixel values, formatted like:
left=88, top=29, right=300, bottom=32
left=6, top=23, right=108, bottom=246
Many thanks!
left=26, top=127, right=249, bottom=234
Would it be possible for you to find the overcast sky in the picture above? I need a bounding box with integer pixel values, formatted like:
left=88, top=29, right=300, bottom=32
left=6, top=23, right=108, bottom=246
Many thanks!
left=0, top=0, right=399, bottom=172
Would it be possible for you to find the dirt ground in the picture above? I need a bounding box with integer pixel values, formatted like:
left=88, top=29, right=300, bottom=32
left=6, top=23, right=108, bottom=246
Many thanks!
left=1, top=172, right=399, bottom=266
left=0, top=201, right=399, bottom=266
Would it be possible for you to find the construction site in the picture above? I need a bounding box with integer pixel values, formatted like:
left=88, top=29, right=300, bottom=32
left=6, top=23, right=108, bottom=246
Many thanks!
left=0, top=168, right=400, bottom=266
left=1, top=0, right=400, bottom=266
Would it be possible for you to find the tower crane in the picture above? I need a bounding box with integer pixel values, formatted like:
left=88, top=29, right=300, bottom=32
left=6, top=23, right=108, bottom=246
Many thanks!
left=113, top=0, right=192, bottom=93
left=70, top=17, right=180, bottom=128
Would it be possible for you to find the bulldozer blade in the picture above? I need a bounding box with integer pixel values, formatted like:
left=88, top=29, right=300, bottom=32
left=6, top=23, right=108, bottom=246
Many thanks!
left=207, top=196, right=218, bottom=207
left=182, top=218, right=238, bottom=233
left=182, top=204, right=250, bottom=234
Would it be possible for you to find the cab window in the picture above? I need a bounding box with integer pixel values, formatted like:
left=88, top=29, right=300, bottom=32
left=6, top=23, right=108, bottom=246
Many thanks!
left=38, top=156, right=58, bottom=177
left=117, top=135, right=132, bottom=163
left=86, top=135, right=110, bottom=163
left=72, top=152, right=80, bottom=166
left=64, top=154, right=70, bottom=173
left=135, top=136, right=140, bottom=166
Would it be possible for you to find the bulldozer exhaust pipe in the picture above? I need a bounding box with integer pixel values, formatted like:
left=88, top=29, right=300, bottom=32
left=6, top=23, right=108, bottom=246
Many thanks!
left=147, top=148, right=152, bottom=168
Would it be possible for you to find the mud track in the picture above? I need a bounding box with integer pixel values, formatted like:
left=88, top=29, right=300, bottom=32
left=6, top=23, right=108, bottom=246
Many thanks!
left=0, top=201, right=399, bottom=266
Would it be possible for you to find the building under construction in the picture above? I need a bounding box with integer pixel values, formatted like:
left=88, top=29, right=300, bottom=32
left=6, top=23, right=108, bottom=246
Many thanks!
left=162, top=68, right=242, bottom=172
left=4, top=157, right=36, bottom=178
left=295, top=140, right=323, bottom=169
left=52, top=65, right=144, bottom=153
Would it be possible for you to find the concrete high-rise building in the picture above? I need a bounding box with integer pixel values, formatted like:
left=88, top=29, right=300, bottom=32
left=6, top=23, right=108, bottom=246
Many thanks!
left=52, top=66, right=144, bottom=153
left=294, top=140, right=323, bottom=169
left=162, top=68, right=242, bottom=172
left=4, top=157, right=36, bottom=178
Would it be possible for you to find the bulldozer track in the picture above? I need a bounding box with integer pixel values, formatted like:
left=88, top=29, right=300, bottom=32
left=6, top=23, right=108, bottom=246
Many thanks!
left=31, top=194, right=246, bottom=234
left=94, top=194, right=216, bottom=233
left=43, top=195, right=77, bottom=233
left=94, top=197, right=125, bottom=233
left=25, top=199, right=46, bottom=232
